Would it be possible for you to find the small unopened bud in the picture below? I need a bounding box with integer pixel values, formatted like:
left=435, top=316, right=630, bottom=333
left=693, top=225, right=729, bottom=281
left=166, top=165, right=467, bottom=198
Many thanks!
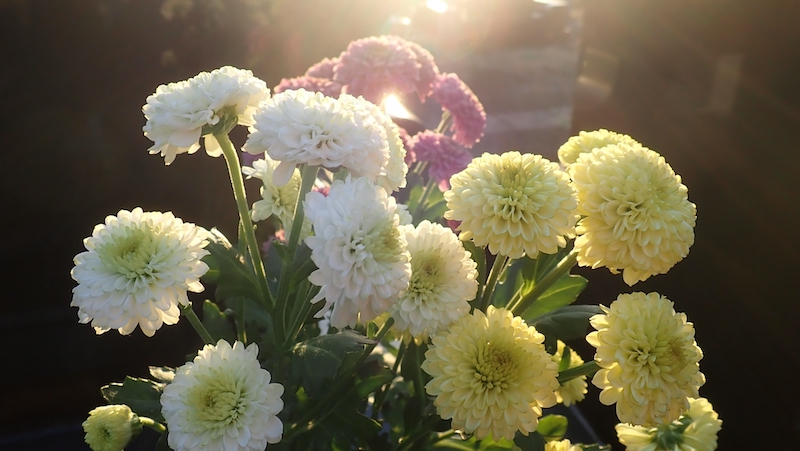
left=82, top=404, right=141, bottom=451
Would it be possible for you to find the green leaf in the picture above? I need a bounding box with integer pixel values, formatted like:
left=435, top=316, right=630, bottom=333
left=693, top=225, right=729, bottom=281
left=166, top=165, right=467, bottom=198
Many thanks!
left=356, top=367, right=396, bottom=399
left=101, top=377, right=164, bottom=423
left=202, top=240, right=262, bottom=302
left=523, top=274, right=587, bottom=319
left=536, top=414, right=568, bottom=441
left=202, top=299, right=236, bottom=343
left=291, top=331, right=372, bottom=398
left=328, top=411, right=382, bottom=437
left=513, top=431, right=546, bottom=451
left=529, top=305, right=603, bottom=348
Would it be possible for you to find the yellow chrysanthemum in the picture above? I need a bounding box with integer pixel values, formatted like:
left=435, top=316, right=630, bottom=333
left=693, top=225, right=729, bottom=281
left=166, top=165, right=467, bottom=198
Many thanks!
left=616, top=397, right=722, bottom=451
left=444, top=151, right=578, bottom=259
left=587, top=292, right=705, bottom=427
left=82, top=405, right=141, bottom=451
left=421, top=306, right=559, bottom=441
left=557, top=129, right=640, bottom=166
left=552, top=340, right=588, bottom=406
left=570, top=143, right=696, bottom=286
left=545, top=439, right=583, bottom=451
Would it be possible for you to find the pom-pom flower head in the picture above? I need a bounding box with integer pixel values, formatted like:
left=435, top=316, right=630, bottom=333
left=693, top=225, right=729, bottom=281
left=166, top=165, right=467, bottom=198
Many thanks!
left=161, top=339, right=285, bottom=451
left=615, top=397, right=722, bottom=451
left=421, top=306, right=559, bottom=441
left=82, top=405, right=141, bottom=451
left=70, top=208, right=210, bottom=337
left=304, top=176, right=411, bottom=329
left=570, top=143, right=696, bottom=286
left=390, top=220, right=478, bottom=343
left=409, top=131, right=473, bottom=191
left=432, top=73, right=487, bottom=148
left=587, top=292, right=705, bottom=427
left=557, top=129, right=640, bottom=166
left=143, top=66, right=269, bottom=165
left=243, top=89, right=390, bottom=187
left=444, top=151, right=578, bottom=259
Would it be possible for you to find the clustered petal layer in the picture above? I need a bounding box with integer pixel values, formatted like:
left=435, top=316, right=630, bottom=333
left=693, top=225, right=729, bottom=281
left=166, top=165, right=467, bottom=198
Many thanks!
left=587, top=292, right=705, bottom=427
left=444, top=151, right=578, bottom=259
left=70, top=208, right=210, bottom=337
left=390, top=220, right=478, bottom=343
left=557, top=129, right=640, bottom=166
left=431, top=73, right=486, bottom=147
left=82, top=405, right=139, bottom=451
left=304, top=176, right=411, bottom=329
left=161, top=340, right=284, bottom=451
left=569, top=143, right=696, bottom=286
left=408, top=131, right=473, bottom=191
left=552, top=340, right=588, bottom=406
left=243, top=89, right=390, bottom=187
left=615, top=397, right=722, bottom=451
left=143, top=66, right=269, bottom=165
left=421, top=306, right=559, bottom=441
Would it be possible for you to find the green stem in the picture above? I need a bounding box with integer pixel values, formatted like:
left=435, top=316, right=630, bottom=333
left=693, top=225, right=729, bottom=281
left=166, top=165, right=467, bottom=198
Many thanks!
left=285, top=318, right=395, bottom=440
left=411, top=176, right=437, bottom=223
left=478, top=254, right=508, bottom=311
left=396, top=416, right=440, bottom=451
left=180, top=304, right=214, bottom=344
left=509, top=248, right=578, bottom=315
left=138, top=417, right=165, bottom=434
left=286, top=165, right=318, bottom=255
left=371, top=341, right=406, bottom=419
left=412, top=342, right=427, bottom=415
left=434, top=110, right=451, bottom=134
left=557, top=360, right=601, bottom=384
left=236, top=299, right=247, bottom=344
left=215, top=132, right=273, bottom=308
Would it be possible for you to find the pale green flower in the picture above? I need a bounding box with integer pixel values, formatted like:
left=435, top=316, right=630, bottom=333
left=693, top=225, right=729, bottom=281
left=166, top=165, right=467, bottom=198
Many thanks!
left=82, top=405, right=140, bottom=451
left=557, top=129, right=640, bottom=166
left=616, top=397, right=722, bottom=451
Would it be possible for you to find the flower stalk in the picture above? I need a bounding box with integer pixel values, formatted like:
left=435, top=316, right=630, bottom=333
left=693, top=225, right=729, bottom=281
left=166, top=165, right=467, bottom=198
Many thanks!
left=509, top=248, right=578, bottom=315
left=179, top=304, right=215, bottom=345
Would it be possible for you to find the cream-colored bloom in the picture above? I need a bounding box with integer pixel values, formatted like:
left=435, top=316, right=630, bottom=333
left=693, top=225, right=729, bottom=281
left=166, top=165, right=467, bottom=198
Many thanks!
left=390, top=220, right=477, bottom=343
left=444, top=151, right=578, bottom=259
left=421, top=306, right=559, bottom=441
left=70, top=208, right=209, bottom=337
left=304, top=176, right=411, bottom=329
left=82, top=405, right=140, bottom=451
left=545, top=439, right=582, bottom=451
left=616, top=397, right=722, bottom=451
left=552, top=340, right=588, bottom=406
left=570, top=143, right=696, bottom=286
left=161, top=340, right=284, bottom=451
left=242, top=156, right=310, bottom=240
left=557, top=129, right=640, bottom=166
left=244, top=89, right=389, bottom=186
left=587, top=292, right=705, bottom=427
left=143, top=66, right=269, bottom=165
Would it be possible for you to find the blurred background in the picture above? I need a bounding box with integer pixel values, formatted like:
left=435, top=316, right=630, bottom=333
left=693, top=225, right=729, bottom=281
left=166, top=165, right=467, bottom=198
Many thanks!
left=1, top=0, right=798, bottom=449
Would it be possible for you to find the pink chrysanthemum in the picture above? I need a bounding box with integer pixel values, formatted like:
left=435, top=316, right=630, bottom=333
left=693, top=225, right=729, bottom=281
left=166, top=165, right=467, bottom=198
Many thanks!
left=409, top=131, right=473, bottom=191
left=274, top=75, right=342, bottom=98
left=432, top=73, right=486, bottom=148
left=334, top=35, right=435, bottom=104
left=406, top=40, right=439, bottom=101
left=305, top=57, right=338, bottom=79
left=397, top=126, right=416, bottom=166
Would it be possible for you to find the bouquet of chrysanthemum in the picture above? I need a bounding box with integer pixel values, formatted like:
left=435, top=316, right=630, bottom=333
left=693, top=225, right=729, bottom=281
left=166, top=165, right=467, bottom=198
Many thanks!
left=71, top=36, right=721, bottom=451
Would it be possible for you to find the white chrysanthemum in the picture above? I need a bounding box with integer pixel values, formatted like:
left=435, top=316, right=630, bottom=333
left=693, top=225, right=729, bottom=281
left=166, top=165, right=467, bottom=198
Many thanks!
left=570, top=143, right=696, bottom=286
left=552, top=340, right=588, bottom=406
left=143, top=66, right=269, bottom=165
left=545, top=439, right=582, bottom=451
left=422, top=306, right=559, bottom=441
left=587, top=292, right=705, bottom=427
left=244, top=89, right=389, bottom=186
left=557, top=129, right=640, bottom=166
left=82, top=405, right=141, bottom=451
left=616, top=397, right=722, bottom=451
left=339, top=94, right=408, bottom=192
left=242, top=156, right=310, bottom=240
left=70, top=208, right=210, bottom=337
left=304, top=176, right=411, bottom=329
left=390, top=220, right=477, bottom=343
left=444, top=151, right=578, bottom=259
left=161, top=339, right=284, bottom=451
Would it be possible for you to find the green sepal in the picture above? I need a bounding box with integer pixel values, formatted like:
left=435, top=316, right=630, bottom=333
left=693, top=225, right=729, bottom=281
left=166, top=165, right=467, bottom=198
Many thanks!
left=536, top=414, right=568, bottom=442
left=202, top=299, right=236, bottom=343
left=101, top=376, right=164, bottom=423
left=290, top=331, right=372, bottom=398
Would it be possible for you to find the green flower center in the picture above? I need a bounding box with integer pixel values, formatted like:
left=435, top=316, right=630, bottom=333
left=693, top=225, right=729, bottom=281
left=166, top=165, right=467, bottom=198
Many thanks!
left=473, top=343, right=518, bottom=390
left=357, top=218, right=402, bottom=264
left=408, top=250, right=444, bottom=300
left=655, top=337, right=690, bottom=374
left=98, top=227, right=158, bottom=279
left=188, top=373, right=246, bottom=430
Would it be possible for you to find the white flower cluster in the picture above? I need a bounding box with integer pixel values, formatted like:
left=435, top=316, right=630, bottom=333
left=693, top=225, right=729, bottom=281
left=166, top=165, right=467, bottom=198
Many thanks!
left=143, top=66, right=269, bottom=164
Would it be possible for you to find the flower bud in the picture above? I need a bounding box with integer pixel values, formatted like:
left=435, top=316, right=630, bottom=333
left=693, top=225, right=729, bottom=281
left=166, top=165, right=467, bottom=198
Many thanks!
left=82, top=404, right=141, bottom=451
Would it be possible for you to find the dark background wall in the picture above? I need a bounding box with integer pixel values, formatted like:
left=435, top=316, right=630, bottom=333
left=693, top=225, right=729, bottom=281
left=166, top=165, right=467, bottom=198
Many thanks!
left=0, top=0, right=798, bottom=449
